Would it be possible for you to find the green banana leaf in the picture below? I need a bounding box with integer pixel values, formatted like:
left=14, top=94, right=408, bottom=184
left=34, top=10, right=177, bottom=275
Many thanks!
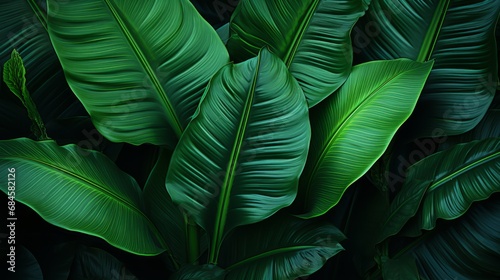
left=143, top=148, right=186, bottom=269
left=0, top=138, right=167, bottom=256
left=46, top=0, right=229, bottom=146
left=356, top=0, right=499, bottom=137
left=219, top=215, right=345, bottom=280
left=166, top=49, right=310, bottom=264
left=376, top=138, right=500, bottom=244
left=227, top=0, right=370, bottom=107
left=295, top=59, right=433, bottom=218
left=400, top=196, right=500, bottom=279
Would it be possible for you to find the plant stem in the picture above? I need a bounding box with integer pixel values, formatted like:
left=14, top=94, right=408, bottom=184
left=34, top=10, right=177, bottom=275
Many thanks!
left=186, top=215, right=199, bottom=264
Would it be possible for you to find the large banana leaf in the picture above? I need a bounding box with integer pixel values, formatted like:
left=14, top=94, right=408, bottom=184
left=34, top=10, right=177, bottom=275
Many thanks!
left=356, top=0, right=499, bottom=137
left=143, top=148, right=186, bottom=269
left=399, top=196, right=500, bottom=279
left=0, top=138, right=167, bottom=256
left=218, top=215, right=345, bottom=280
left=171, top=264, right=225, bottom=280
left=226, top=0, right=370, bottom=107
left=376, top=138, right=500, bottom=243
left=166, top=49, right=310, bottom=264
left=295, top=59, right=433, bottom=218
left=47, top=0, right=229, bottom=146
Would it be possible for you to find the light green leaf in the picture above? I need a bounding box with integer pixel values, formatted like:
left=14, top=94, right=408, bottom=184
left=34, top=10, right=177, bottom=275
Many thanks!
left=47, top=0, right=229, bottom=146
left=356, top=0, right=499, bottom=137
left=227, top=0, right=370, bottom=107
left=219, top=214, right=345, bottom=280
left=3, top=49, right=48, bottom=140
left=296, top=59, right=433, bottom=218
left=166, top=49, right=310, bottom=264
left=376, top=138, right=500, bottom=243
left=0, top=138, right=166, bottom=256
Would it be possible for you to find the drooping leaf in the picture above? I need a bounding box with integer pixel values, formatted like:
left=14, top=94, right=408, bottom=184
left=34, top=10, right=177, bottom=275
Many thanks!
left=3, top=49, right=48, bottom=140
left=295, top=59, right=433, bottom=218
left=227, top=0, right=370, bottom=107
left=402, top=196, right=500, bottom=279
left=219, top=214, right=345, bottom=280
left=376, top=138, right=500, bottom=243
left=355, top=0, right=499, bottom=137
left=0, top=138, right=167, bottom=256
left=166, top=49, right=310, bottom=263
left=143, top=148, right=186, bottom=269
left=47, top=0, right=229, bottom=146
left=170, top=264, right=225, bottom=280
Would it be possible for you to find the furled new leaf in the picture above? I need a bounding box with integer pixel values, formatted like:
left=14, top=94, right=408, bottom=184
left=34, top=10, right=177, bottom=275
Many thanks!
left=0, top=138, right=166, bottom=256
left=376, top=138, right=500, bottom=243
left=227, top=0, right=370, bottom=107
left=296, top=59, right=433, bottom=218
left=47, top=0, right=229, bottom=146
left=356, top=0, right=499, bottom=137
left=166, top=49, right=310, bottom=263
left=219, top=214, right=345, bottom=280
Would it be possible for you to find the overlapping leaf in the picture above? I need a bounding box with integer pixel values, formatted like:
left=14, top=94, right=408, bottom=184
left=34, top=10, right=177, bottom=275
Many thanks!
left=47, top=0, right=229, bottom=146
left=0, top=138, right=166, bottom=256
left=166, top=49, right=310, bottom=263
left=227, top=0, right=370, bottom=107
left=296, top=59, right=433, bottom=218
left=356, top=0, right=499, bottom=136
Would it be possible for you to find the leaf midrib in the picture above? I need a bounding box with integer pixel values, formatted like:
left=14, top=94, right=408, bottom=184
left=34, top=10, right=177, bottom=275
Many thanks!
left=210, top=54, right=262, bottom=264
left=226, top=245, right=317, bottom=271
left=378, top=143, right=500, bottom=243
left=416, top=0, right=450, bottom=62
left=303, top=69, right=411, bottom=211
left=7, top=155, right=145, bottom=219
left=283, top=0, right=321, bottom=67
left=3, top=153, right=172, bottom=254
left=27, top=0, right=47, bottom=32
left=103, top=0, right=183, bottom=137
left=428, top=148, right=500, bottom=191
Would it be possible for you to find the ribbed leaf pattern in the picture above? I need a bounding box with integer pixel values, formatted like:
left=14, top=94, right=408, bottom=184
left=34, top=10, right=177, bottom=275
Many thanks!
left=296, top=59, right=433, bottom=218
left=166, top=49, right=310, bottom=262
left=357, top=0, right=499, bottom=136
left=219, top=215, right=344, bottom=280
left=0, top=138, right=165, bottom=255
left=47, top=0, right=229, bottom=146
left=227, top=0, right=370, bottom=107
left=377, top=138, right=500, bottom=244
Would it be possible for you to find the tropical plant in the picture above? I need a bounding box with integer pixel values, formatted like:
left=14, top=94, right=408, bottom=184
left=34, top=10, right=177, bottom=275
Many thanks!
left=1, top=0, right=499, bottom=279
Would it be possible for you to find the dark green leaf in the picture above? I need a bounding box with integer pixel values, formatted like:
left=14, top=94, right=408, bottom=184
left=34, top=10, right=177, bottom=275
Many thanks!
left=166, top=49, right=310, bottom=263
left=47, top=0, right=229, bottom=146
left=0, top=138, right=167, bottom=256
left=219, top=214, right=345, bottom=280
left=227, top=0, right=370, bottom=107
